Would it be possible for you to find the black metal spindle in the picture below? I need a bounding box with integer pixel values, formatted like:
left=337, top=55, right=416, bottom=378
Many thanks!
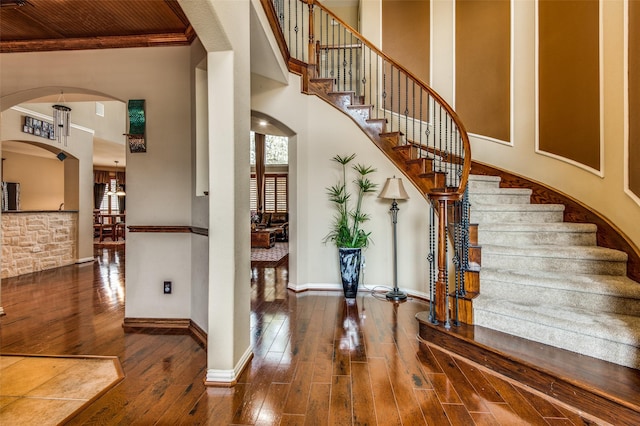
left=342, top=28, right=347, bottom=90
left=390, top=65, right=393, bottom=132
left=382, top=63, right=386, bottom=120
left=412, top=80, right=416, bottom=146
left=404, top=74, right=409, bottom=147
left=349, top=32, right=353, bottom=92
left=428, top=206, right=437, bottom=324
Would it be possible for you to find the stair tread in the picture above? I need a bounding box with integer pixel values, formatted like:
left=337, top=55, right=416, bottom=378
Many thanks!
left=481, top=267, right=640, bottom=298
left=474, top=297, right=640, bottom=347
left=469, top=174, right=502, bottom=182
left=481, top=244, right=629, bottom=261
left=478, top=222, right=597, bottom=233
left=469, top=187, right=532, bottom=195
left=471, top=203, right=565, bottom=212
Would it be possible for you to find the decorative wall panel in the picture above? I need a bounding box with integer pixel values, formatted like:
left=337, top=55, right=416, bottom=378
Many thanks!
left=539, top=0, right=600, bottom=170
left=382, top=0, right=430, bottom=84
left=381, top=0, right=431, bottom=129
left=456, top=0, right=511, bottom=142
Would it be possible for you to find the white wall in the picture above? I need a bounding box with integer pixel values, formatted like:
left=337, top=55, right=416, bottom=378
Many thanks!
left=252, top=72, right=432, bottom=297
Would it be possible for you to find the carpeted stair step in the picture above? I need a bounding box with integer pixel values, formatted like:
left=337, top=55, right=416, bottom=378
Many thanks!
left=468, top=174, right=501, bottom=190
left=477, top=222, right=597, bottom=246
left=480, top=268, right=640, bottom=316
left=481, top=244, right=628, bottom=275
left=468, top=187, right=533, bottom=204
left=470, top=203, right=565, bottom=224
left=473, top=296, right=640, bottom=369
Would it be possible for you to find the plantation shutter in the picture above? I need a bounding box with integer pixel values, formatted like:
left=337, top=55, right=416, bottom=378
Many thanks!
left=276, top=176, right=288, bottom=212
left=250, top=175, right=257, bottom=211
left=264, top=176, right=276, bottom=212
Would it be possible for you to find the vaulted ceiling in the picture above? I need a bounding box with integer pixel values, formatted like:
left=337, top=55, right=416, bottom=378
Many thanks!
left=0, top=0, right=195, bottom=53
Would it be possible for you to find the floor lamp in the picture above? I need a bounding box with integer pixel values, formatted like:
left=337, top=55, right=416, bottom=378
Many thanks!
left=379, top=177, right=410, bottom=301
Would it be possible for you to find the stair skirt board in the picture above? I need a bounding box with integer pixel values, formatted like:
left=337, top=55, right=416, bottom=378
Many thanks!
left=473, top=300, right=640, bottom=370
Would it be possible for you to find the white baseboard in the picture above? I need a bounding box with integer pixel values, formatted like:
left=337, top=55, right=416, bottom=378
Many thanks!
left=287, top=282, right=342, bottom=292
left=205, top=345, right=253, bottom=387
left=76, top=257, right=95, bottom=264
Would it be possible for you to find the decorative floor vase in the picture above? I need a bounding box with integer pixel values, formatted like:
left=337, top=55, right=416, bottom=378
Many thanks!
left=339, top=247, right=362, bottom=298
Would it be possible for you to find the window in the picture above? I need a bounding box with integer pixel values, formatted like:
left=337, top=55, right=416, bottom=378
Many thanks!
left=100, top=178, right=121, bottom=213
left=250, top=173, right=288, bottom=212
left=250, top=131, right=288, bottom=165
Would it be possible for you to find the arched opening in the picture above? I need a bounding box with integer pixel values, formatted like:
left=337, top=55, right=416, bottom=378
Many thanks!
left=1, top=87, right=127, bottom=276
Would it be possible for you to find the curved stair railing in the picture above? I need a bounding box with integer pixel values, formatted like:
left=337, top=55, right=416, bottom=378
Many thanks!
left=262, top=0, right=474, bottom=326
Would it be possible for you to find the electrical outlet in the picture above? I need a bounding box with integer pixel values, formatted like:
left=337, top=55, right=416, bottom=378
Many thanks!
left=163, top=281, right=172, bottom=294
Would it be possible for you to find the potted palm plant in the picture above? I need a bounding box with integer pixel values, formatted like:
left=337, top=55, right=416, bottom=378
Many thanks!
left=324, top=154, right=377, bottom=298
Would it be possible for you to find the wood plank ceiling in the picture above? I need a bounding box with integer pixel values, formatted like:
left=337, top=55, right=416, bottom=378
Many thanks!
left=0, top=0, right=195, bottom=53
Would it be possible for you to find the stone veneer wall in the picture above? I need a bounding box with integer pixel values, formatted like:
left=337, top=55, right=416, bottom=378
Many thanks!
left=1, top=212, right=78, bottom=278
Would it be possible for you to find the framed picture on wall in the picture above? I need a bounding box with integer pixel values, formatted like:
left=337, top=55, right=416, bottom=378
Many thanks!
left=22, top=115, right=56, bottom=141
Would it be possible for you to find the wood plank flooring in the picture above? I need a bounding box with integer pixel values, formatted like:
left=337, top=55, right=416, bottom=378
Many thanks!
left=0, top=245, right=613, bottom=424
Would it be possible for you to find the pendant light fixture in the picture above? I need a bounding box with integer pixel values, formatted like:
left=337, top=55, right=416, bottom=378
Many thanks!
left=52, top=91, right=71, bottom=146
left=107, top=160, right=126, bottom=196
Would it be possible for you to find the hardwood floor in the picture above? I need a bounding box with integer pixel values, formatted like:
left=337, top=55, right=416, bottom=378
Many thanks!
left=0, top=245, right=620, bottom=424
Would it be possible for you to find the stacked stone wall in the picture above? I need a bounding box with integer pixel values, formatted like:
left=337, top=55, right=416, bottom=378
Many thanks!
left=1, top=212, right=78, bottom=278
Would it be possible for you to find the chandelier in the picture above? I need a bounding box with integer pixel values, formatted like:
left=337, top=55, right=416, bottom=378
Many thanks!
left=107, top=160, right=126, bottom=196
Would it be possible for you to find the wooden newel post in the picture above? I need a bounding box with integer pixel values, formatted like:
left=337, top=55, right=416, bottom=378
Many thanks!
left=430, top=191, right=461, bottom=328
left=436, top=197, right=449, bottom=327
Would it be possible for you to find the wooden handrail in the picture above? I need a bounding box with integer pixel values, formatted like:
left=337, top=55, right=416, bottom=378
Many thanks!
left=263, top=0, right=471, bottom=197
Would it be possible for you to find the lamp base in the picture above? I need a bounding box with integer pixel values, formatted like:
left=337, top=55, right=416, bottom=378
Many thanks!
left=385, top=288, right=407, bottom=302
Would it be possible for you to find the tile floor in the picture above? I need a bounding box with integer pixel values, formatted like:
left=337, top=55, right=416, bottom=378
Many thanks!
left=0, top=355, right=123, bottom=425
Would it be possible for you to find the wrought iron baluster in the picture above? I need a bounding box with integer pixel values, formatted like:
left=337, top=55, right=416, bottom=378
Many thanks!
left=396, top=69, right=406, bottom=140
left=460, top=184, right=470, bottom=296
left=382, top=62, right=386, bottom=121
left=294, top=0, right=298, bottom=59
left=419, top=90, right=423, bottom=150
left=390, top=65, right=393, bottom=133
left=428, top=205, right=437, bottom=324
left=412, top=80, right=416, bottom=146
left=349, top=32, right=353, bottom=92
left=342, top=28, right=347, bottom=91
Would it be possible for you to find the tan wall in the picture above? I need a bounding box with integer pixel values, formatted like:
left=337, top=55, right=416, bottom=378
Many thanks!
left=539, top=0, right=600, bottom=170
left=456, top=0, right=511, bottom=142
left=630, top=0, right=640, bottom=197
left=1, top=212, right=77, bottom=278
left=382, top=0, right=430, bottom=84
left=1, top=150, right=64, bottom=211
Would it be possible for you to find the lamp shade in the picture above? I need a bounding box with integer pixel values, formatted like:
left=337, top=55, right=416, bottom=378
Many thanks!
left=378, top=177, right=409, bottom=200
